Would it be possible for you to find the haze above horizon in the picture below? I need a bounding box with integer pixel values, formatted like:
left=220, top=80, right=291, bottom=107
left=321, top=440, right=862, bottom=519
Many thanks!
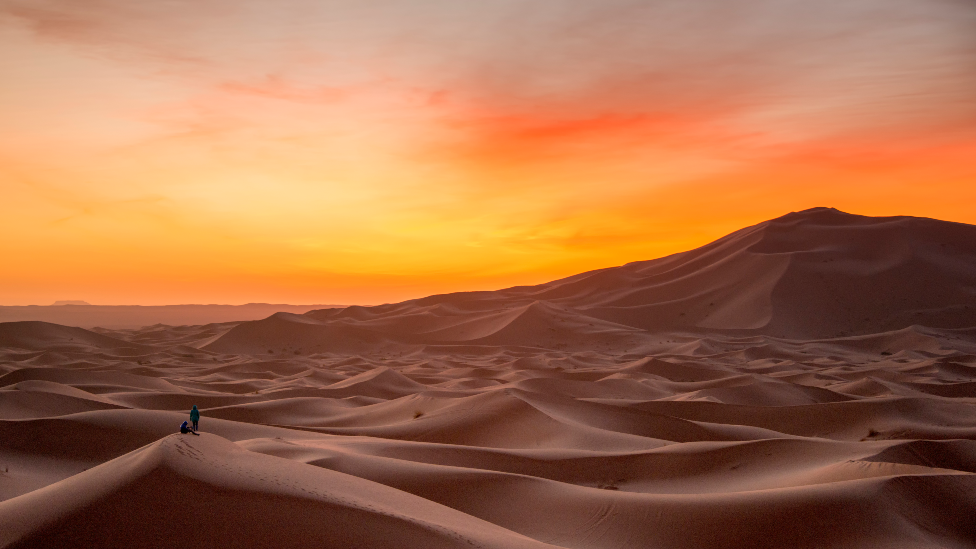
left=2, top=0, right=974, bottom=306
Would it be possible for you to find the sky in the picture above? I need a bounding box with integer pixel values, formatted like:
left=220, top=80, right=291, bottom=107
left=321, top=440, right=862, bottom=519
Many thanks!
left=1, top=0, right=975, bottom=306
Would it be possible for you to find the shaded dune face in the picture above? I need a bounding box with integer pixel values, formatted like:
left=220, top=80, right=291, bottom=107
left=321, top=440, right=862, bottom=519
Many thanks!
left=2, top=208, right=976, bottom=548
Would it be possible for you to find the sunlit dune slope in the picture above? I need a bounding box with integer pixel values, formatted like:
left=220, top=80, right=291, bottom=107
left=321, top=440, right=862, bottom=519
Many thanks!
left=0, top=433, right=557, bottom=549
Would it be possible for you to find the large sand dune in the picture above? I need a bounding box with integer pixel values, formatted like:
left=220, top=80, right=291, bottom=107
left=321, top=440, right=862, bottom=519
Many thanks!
left=1, top=208, right=975, bottom=548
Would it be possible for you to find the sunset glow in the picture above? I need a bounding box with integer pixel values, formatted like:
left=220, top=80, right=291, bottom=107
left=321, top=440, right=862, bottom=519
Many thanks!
left=2, top=0, right=975, bottom=305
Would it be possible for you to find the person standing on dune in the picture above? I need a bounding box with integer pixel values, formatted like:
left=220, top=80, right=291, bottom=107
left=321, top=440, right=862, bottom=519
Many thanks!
left=190, top=405, right=200, bottom=432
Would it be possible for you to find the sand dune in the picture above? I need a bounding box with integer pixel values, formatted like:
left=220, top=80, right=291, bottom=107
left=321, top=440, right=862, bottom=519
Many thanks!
left=0, top=322, right=153, bottom=355
left=281, top=208, right=976, bottom=343
left=1, top=208, right=975, bottom=547
left=0, top=434, right=557, bottom=549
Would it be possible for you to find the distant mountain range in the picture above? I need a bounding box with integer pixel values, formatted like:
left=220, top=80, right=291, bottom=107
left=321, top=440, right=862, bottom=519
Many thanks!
left=0, top=303, right=341, bottom=329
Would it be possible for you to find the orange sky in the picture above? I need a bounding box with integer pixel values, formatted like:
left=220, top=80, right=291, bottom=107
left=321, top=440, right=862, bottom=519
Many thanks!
left=1, top=0, right=975, bottom=306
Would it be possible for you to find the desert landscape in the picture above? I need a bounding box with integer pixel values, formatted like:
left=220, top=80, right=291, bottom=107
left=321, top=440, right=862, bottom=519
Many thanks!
left=1, top=207, right=974, bottom=548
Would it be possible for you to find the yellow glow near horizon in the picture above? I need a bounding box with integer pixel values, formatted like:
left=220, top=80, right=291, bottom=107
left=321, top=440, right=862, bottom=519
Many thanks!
left=1, top=1, right=975, bottom=305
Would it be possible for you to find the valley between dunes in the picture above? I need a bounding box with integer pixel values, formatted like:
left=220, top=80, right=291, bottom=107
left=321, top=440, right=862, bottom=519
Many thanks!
left=1, top=208, right=975, bottom=548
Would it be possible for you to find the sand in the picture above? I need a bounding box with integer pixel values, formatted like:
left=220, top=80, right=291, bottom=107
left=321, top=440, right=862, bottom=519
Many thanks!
left=0, top=207, right=974, bottom=548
